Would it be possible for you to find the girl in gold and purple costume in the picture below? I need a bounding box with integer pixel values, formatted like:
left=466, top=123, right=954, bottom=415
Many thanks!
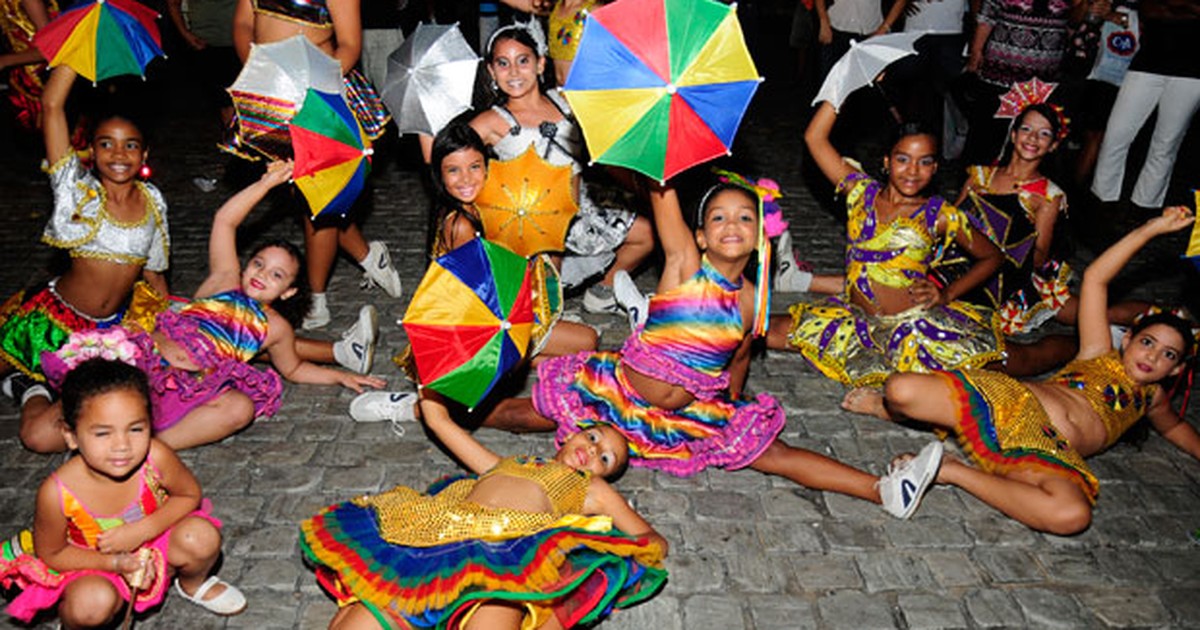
left=850, top=207, right=1200, bottom=534
left=767, top=101, right=1007, bottom=390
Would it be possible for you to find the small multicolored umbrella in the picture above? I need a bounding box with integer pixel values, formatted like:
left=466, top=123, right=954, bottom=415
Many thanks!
left=562, top=0, right=761, bottom=182
left=33, top=0, right=163, bottom=83
left=228, top=35, right=342, bottom=161
left=289, top=89, right=373, bottom=219
left=402, top=239, right=534, bottom=409
left=474, top=145, right=580, bottom=257
left=381, top=23, right=479, bottom=136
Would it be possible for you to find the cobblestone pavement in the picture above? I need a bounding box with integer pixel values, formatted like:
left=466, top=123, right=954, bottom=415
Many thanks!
left=1, top=41, right=1199, bottom=630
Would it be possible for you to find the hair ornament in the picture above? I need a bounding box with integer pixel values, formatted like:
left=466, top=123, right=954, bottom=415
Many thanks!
left=713, top=168, right=789, bottom=238
left=1132, top=305, right=1200, bottom=352
left=994, top=78, right=1070, bottom=142
left=487, top=17, right=549, bottom=58
left=41, top=328, right=142, bottom=390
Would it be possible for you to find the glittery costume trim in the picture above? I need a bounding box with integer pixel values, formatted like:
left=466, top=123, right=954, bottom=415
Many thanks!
left=1048, top=351, right=1155, bottom=450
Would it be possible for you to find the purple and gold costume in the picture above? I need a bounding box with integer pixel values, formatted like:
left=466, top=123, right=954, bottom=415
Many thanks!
left=535, top=258, right=785, bottom=477
left=940, top=351, right=1155, bottom=502
left=787, top=172, right=1005, bottom=387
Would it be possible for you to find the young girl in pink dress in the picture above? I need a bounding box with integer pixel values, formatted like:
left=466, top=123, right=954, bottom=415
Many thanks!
left=0, top=359, right=244, bottom=626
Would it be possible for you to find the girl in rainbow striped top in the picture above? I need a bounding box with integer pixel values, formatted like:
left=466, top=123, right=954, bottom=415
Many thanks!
left=484, top=178, right=941, bottom=519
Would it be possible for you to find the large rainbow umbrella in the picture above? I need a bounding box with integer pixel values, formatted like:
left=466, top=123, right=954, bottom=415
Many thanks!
left=33, top=0, right=163, bottom=83
left=562, top=0, right=761, bottom=182
left=402, top=239, right=534, bottom=409
left=474, top=145, right=580, bottom=258
left=289, top=88, right=372, bottom=219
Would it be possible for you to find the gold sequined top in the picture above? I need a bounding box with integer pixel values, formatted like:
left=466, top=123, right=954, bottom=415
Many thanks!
left=355, top=456, right=591, bottom=547
left=1049, top=351, right=1157, bottom=449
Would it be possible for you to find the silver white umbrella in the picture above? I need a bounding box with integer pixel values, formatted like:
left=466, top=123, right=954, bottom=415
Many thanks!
left=381, top=23, right=479, bottom=136
left=812, top=32, right=923, bottom=112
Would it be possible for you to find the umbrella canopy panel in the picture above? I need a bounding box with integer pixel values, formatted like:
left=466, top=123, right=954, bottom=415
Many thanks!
left=34, top=0, right=163, bottom=82
left=290, top=89, right=373, bottom=219
left=382, top=23, right=479, bottom=136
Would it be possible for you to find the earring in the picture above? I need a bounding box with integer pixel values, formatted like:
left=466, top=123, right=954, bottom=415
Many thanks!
left=491, top=79, right=499, bottom=91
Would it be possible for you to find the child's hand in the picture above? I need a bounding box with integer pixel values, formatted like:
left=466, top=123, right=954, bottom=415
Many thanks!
left=339, top=372, right=387, bottom=393
left=908, top=277, right=943, bottom=308
left=114, top=550, right=155, bottom=590
left=97, top=522, right=148, bottom=554
left=262, top=160, right=295, bottom=187
left=1144, top=206, right=1195, bottom=235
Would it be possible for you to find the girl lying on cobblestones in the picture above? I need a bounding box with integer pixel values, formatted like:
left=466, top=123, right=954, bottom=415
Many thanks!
left=847, top=207, right=1200, bottom=534
left=481, top=177, right=941, bottom=519
left=301, top=393, right=667, bottom=630
left=38, top=161, right=385, bottom=451
left=0, top=359, right=245, bottom=626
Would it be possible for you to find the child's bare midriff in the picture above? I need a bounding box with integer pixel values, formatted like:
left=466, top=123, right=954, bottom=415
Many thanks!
left=850, top=283, right=928, bottom=316
left=254, top=14, right=333, bottom=52
left=1024, top=381, right=1112, bottom=457
left=468, top=475, right=555, bottom=514
left=54, top=258, right=145, bottom=318
left=623, top=364, right=696, bottom=410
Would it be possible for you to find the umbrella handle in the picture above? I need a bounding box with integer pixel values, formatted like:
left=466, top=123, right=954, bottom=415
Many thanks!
left=872, top=83, right=904, bottom=125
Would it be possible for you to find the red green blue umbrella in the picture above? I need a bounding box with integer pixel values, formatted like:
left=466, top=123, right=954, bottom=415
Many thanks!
left=33, top=0, right=163, bottom=83
left=289, top=88, right=373, bottom=219
left=562, top=0, right=761, bottom=182
left=402, top=239, right=534, bottom=409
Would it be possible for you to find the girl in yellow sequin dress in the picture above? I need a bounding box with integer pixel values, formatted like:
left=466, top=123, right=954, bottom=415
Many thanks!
left=848, top=207, right=1200, bottom=534
left=301, top=393, right=667, bottom=629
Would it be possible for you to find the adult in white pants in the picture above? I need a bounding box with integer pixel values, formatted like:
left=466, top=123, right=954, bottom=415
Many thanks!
left=1091, top=70, right=1200, bottom=208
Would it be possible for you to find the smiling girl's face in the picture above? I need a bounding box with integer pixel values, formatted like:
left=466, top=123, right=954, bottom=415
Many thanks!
left=883, top=134, right=938, bottom=198
left=439, top=147, right=487, bottom=205
left=488, top=37, right=544, bottom=100
left=241, top=245, right=300, bottom=304
left=91, top=117, right=147, bottom=186
left=697, top=188, right=759, bottom=262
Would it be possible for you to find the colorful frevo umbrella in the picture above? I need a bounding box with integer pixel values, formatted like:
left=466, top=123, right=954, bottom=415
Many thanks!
left=474, top=145, right=580, bottom=258
left=289, top=89, right=373, bottom=219
left=1185, top=190, right=1200, bottom=271
left=562, top=0, right=761, bottom=182
left=402, top=239, right=534, bottom=409
left=33, top=0, right=163, bottom=83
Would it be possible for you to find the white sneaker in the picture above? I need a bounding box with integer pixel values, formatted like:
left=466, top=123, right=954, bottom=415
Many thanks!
left=774, top=231, right=814, bottom=293
left=333, top=305, right=378, bottom=374
left=349, top=391, right=417, bottom=423
left=360, top=241, right=403, bottom=298
left=303, top=293, right=331, bottom=330
left=582, top=283, right=618, bottom=314
left=878, top=441, right=943, bottom=519
left=613, top=270, right=649, bottom=331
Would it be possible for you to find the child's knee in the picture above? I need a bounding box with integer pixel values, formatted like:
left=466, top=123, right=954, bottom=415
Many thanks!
left=215, top=392, right=256, bottom=431
left=883, top=373, right=923, bottom=411
left=60, top=576, right=122, bottom=627
left=171, top=517, right=223, bottom=561
left=1044, top=500, right=1092, bottom=535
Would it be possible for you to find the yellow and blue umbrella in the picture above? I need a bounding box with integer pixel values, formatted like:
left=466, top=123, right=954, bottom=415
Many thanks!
left=289, top=88, right=373, bottom=219
left=33, top=0, right=163, bottom=83
left=562, top=0, right=761, bottom=181
left=402, top=239, right=534, bottom=409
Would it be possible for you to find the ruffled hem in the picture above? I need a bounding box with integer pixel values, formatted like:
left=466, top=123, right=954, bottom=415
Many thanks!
left=620, top=335, right=729, bottom=397
left=130, top=332, right=282, bottom=430
left=300, top=499, right=666, bottom=629
left=533, top=352, right=784, bottom=477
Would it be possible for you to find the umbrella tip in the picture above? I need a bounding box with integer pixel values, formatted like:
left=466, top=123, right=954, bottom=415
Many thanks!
left=666, top=83, right=677, bottom=95
left=364, top=148, right=374, bottom=156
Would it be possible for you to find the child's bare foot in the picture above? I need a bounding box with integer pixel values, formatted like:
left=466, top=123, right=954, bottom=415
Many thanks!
left=841, top=387, right=888, bottom=419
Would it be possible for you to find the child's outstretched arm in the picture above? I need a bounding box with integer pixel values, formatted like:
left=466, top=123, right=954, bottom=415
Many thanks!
left=648, top=182, right=700, bottom=292
left=94, top=440, right=202, bottom=554
left=583, top=478, right=669, bottom=556
left=264, top=313, right=385, bottom=392
left=419, top=394, right=501, bottom=475
left=1146, top=389, right=1200, bottom=462
left=41, top=65, right=75, bottom=165
left=804, top=102, right=857, bottom=188
left=193, top=160, right=293, bottom=299
left=1077, top=206, right=1195, bottom=357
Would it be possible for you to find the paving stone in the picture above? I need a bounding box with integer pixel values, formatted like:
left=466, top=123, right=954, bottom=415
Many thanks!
left=1091, top=549, right=1161, bottom=586
left=855, top=552, right=938, bottom=593
left=662, top=551, right=727, bottom=593
left=1011, top=588, right=1091, bottom=628
left=747, top=594, right=817, bottom=629
left=1036, top=551, right=1107, bottom=586
left=297, top=599, right=340, bottom=630
left=726, top=548, right=790, bottom=593
left=223, top=589, right=303, bottom=628
left=882, top=517, right=973, bottom=549
left=759, top=487, right=825, bottom=521
left=962, top=516, right=1042, bottom=547
left=821, top=519, right=887, bottom=552
left=788, top=553, right=863, bottom=591
left=1140, top=549, right=1200, bottom=584
left=680, top=594, right=746, bottom=630
left=693, top=490, right=761, bottom=521
left=921, top=552, right=984, bottom=589
left=238, top=557, right=305, bottom=592
left=963, top=589, right=1024, bottom=628
left=816, top=590, right=897, bottom=629
left=756, top=520, right=824, bottom=553
left=604, top=595, right=683, bottom=630
left=1160, top=589, right=1200, bottom=628
left=972, top=548, right=1046, bottom=583
left=898, top=593, right=967, bottom=629
left=1077, top=590, right=1171, bottom=627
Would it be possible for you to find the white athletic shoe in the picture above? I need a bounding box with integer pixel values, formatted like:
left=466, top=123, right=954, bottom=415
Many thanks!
left=582, top=283, right=618, bottom=314
left=303, top=293, right=331, bottom=330
left=333, top=305, right=378, bottom=374
left=360, top=241, right=403, bottom=298
left=878, top=441, right=943, bottom=519
left=612, top=270, right=649, bottom=332
left=349, top=391, right=417, bottom=423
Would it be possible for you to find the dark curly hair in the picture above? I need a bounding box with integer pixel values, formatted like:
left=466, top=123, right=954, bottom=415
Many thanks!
left=60, top=358, right=151, bottom=431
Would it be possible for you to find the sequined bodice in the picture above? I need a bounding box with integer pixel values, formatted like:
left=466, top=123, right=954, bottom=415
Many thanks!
left=1049, top=351, right=1156, bottom=449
